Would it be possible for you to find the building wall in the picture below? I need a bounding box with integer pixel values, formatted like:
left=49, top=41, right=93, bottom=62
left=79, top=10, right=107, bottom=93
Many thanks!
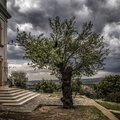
left=0, top=0, right=10, bottom=86
left=0, top=0, right=6, bottom=8
left=0, top=15, right=7, bottom=85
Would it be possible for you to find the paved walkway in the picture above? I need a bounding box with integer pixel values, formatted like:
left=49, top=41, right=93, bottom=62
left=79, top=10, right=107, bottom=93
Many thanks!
left=0, top=94, right=119, bottom=120
left=109, top=109, right=120, bottom=114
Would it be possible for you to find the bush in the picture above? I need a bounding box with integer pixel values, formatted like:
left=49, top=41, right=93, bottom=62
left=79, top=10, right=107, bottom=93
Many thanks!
left=35, top=80, right=56, bottom=93
left=8, top=71, right=28, bottom=89
left=105, top=92, right=120, bottom=103
left=72, top=79, right=82, bottom=95
left=80, top=86, right=97, bottom=99
left=94, top=75, right=120, bottom=102
left=56, top=82, right=62, bottom=92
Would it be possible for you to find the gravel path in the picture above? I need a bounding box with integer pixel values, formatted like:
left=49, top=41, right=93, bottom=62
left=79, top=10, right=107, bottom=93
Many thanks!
left=0, top=94, right=92, bottom=113
left=0, top=94, right=119, bottom=120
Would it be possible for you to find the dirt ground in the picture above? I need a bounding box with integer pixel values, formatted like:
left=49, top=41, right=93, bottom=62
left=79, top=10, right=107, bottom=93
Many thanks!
left=0, top=106, right=109, bottom=120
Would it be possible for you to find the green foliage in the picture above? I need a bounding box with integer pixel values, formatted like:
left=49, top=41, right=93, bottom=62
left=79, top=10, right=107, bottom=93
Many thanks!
left=80, top=86, right=97, bottom=98
left=94, top=75, right=120, bottom=102
left=55, top=82, right=62, bottom=92
left=35, top=79, right=56, bottom=93
left=8, top=71, right=28, bottom=89
left=105, top=92, right=120, bottom=103
left=72, top=78, right=82, bottom=95
left=16, top=16, right=108, bottom=79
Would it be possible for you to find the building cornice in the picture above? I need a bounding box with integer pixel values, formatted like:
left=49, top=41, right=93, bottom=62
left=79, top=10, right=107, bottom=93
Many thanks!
left=0, top=3, right=11, bottom=19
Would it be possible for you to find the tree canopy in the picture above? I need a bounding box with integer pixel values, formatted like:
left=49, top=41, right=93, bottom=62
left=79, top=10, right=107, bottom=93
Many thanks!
left=17, top=16, right=108, bottom=79
left=16, top=16, right=108, bottom=108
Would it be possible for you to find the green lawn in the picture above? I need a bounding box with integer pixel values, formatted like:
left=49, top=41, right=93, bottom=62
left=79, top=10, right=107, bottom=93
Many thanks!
left=96, top=100, right=120, bottom=111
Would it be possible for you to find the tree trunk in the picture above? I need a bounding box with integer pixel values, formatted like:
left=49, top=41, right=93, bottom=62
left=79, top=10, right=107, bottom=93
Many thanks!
left=61, top=69, right=73, bottom=109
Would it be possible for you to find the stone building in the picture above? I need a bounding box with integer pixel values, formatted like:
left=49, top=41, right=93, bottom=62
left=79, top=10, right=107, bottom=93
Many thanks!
left=0, top=0, right=11, bottom=87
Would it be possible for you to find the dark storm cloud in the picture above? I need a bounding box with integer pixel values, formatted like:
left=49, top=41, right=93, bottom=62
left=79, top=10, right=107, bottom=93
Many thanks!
left=104, top=55, right=120, bottom=72
left=7, top=0, right=120, bottom=37
left=7, top=45, right=25, bottom=60
left=7, top=0, right=120, bottom=74
left=85, top=0, right=120, bottom=32
left=7, top=0, right=91, bottom=33
left=7, top=0, right=87, bottom=59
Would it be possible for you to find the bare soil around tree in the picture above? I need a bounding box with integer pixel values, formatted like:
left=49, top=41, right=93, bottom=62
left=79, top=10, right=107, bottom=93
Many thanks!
left=0, top=105, right=109, bottom=120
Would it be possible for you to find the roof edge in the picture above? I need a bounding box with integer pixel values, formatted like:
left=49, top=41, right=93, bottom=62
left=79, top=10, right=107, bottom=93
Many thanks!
left=0, top=3, right=11, bottom=19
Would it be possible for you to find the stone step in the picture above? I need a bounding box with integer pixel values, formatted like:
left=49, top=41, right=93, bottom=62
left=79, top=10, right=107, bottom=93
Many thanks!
left=0, top=89, right=23, bottom=94
left=0, top=90, right=28, bottom=97
left=0, top=88, right=18, bottom=91
left=0, top=87, right=40, bottom=106
left=0, top=91, right=32, bottom=100
left=2, top=94, right=39, bottom=106
left=0, top=92, right=37, bottom=103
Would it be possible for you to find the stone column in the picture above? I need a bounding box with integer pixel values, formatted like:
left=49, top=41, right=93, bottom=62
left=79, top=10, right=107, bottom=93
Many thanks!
left=0, top=58, right=4, bottom=87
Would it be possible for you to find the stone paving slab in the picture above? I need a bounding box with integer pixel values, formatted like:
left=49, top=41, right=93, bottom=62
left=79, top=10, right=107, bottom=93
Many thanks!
left=0, top=94, right=92, bottom=113
left=109, top=109, right=120, bottom=114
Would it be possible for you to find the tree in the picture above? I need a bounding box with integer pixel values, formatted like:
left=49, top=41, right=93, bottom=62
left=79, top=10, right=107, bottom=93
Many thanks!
left=16, top=16, right=108, bottom=108
left=9, top=71, right=28, bottom=89
left=94, top=75, right=120, bottom=102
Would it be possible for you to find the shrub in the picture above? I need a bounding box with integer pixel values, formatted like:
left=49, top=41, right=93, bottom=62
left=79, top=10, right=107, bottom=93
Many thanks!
left=80, top=86, right=97, bottom=99
left=35, top=80, right=56, bottom=93
left=56, top=82, right=62, bottom=92
left=8, top=71, right=28, bottom=89
left=72, top=79, right=82, bottom=96
left=94, top=75, right=120, bottom=102
left=105, top=92, right=120, bottom=103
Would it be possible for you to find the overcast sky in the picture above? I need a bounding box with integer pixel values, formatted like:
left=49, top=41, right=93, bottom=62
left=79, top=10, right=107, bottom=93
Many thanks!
left=7, top=0, right=120, bottom=80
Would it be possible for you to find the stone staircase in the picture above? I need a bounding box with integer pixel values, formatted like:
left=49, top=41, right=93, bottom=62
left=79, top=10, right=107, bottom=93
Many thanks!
left=0, top=87, right=39, bottom=106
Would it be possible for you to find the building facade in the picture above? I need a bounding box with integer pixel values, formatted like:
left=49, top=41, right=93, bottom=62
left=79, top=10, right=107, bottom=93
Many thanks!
left=0, top=0, right=11, bottom=86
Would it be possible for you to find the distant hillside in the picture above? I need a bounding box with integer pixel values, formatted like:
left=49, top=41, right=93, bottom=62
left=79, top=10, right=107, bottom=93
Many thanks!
left=28, top=77, right=103, bottom=86
left=81, top=77, right=103, bottom=84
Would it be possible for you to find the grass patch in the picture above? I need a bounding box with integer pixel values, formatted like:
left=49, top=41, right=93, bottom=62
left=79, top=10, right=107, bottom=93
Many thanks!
left=96, top=100, right=120, bottom=111
left=112, top=112, right=120, bottom=120
left=0, top=106, right=109, bottom=120
left=75, top=106, right=109, bottom=120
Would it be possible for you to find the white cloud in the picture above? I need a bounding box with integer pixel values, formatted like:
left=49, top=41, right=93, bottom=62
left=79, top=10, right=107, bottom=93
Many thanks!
left=102, top=22, right=120, bottom=56
left=8, top=60, right=55, bottom=80
left=17, top=23, right=33, bottom=31
left=105, top=0, right=120, bottom=9
left=82, top=70, right=120, bottom=79
left=56, top=0, right=86, bottom=5
left=14, top=0, right=42, bottom=13
left=7, top=27, right=16, bottom=39
left=16, top=23, right=45, bottom=36
left=75, top=5, right=92, bottom=20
